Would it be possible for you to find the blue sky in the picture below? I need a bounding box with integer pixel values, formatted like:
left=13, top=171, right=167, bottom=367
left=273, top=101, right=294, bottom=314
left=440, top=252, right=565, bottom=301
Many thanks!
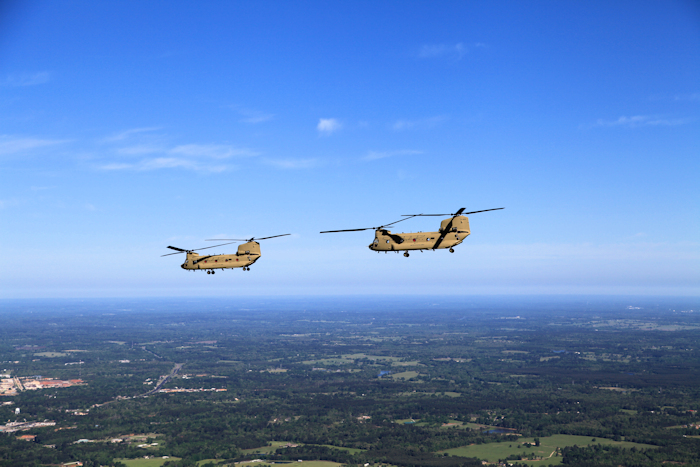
left=1, top=1, right=698, bottom=298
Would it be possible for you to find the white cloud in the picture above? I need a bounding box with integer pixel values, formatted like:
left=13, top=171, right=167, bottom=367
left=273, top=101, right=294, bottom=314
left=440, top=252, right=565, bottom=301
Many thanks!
left=263, top=158, right=318, bottom=169
left=592, top=115, right=692, bottom=128
left=317, top=118, right=341, bottom=135
left=363, top=150, right=423, bottom=161
left=391, top=116, right=447, bottom=131
left=0, top=136, right=71, bottom=155
left=1, top=72, right=50, bottom=87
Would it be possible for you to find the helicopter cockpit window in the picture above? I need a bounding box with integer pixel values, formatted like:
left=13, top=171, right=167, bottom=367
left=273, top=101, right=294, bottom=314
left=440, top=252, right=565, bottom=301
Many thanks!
left=386, top=240, right=389, bottom=243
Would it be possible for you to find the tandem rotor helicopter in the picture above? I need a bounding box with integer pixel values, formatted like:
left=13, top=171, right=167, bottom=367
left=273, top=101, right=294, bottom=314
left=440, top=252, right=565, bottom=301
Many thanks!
left=320, top=207, right=503, bottom=257
left=162, top=234, right=290, bottom=274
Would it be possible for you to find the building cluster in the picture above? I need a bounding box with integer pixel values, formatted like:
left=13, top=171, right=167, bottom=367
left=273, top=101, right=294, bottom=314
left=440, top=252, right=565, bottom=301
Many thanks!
left=0, top=420, right=56, bottom=433
left=1, top=376, right=84, bottom=395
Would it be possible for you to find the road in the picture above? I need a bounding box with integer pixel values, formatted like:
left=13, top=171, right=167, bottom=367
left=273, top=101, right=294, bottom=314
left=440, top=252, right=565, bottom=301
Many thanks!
left=141, top=363, right=183, bottom=397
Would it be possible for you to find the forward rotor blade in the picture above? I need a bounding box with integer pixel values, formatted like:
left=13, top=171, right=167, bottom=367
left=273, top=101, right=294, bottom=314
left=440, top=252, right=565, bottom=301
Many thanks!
left=252, top=233, right=291, bottom=241
left=206, top=234, right=291, bottom=242
left=320, top=227, right=375, bottom=234
left=191, top=242, right=237, bottom=251
left=167, top=246, right=187, bottom=252
left=380, top=216, right=416, bottom=228
left=161, top=251, right=185, bottom=257
left=461, top=207, right=504, bottom=215
left=321, top=216, right=416, bottom=234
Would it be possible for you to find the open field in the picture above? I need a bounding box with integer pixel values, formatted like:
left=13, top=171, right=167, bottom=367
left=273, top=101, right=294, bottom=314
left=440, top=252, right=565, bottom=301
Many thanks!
left=242, top=441, right=297, bottom=455
left=440, top=434, right=657, bottom=464
left=390, top=370, right=420, bottom=380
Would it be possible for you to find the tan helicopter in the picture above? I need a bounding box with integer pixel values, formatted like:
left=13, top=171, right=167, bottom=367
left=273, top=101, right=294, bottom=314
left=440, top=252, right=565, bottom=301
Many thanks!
left=162, top=234, right=290, bottom=274
left=320, top=208, right=503, bottom=257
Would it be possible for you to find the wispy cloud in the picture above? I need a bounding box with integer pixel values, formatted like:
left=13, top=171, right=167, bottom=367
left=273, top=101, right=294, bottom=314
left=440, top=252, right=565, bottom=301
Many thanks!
left=101, top=132, right=258, bottom=172
left=170, top=144, right=258, bottom=158
left=392, top=116, right=447, bottom=131
left=591, top=115, right=692, bottom=128
left=102, top=127, right=162, bottom=142
left=0, top=198, right=20, bottom=209
left=100, top=157, right=229, bottom=172
left=1, top=72, right=50, bottom=87
left=238, top=108, right=274, bottom=124
left=363, top=150, right=423, bottom=161
left=673, top=92, right=700, bottom=102
left=317, top=118, right=341, bottom=135
left=0, top=136, right=71, bottom=155
left=417, top=42, right=485, bottom=60
left=263, top=158, right=318, bottom=169
left=116, top=144, right=165, bottom=155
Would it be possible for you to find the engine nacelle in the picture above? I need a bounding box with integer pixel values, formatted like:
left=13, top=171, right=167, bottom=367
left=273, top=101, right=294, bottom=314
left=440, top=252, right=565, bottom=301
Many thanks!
left=440, top=215, right=470, bottom=234
left=237, top=241, right=261, bottom=256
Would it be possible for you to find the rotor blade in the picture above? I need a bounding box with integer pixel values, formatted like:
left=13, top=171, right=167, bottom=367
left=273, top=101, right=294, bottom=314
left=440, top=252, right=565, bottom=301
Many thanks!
left=191, top=242, right=237, bottom=251
left=161, top=251, right=185, bottom=257
left=256, top=233, right=290, bottom=240
left=402, top=207, right=504, bottom=216
left=205, top=239, right=243, bottom=241
left=320, top=227, right=375, bottom=234
left=461, top=207, right=504, bottom=215
left=167, top=246, right=187, bottom=252
left=379, top=216, right=416, bottom=228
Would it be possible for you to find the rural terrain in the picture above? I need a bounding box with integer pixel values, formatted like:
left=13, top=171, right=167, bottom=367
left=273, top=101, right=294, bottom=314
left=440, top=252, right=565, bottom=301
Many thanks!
left=0, top=296, right=699, bottom=467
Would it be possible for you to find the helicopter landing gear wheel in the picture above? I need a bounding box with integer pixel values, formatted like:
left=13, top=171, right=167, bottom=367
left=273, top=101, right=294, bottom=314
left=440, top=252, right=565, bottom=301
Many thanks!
left=212, top=270, right=215, bottom=274
left=207, top=270, right=210, bottom=274
left=404, top=252, right=409, bottom=257
left=449, top=248, right=455, bottom=253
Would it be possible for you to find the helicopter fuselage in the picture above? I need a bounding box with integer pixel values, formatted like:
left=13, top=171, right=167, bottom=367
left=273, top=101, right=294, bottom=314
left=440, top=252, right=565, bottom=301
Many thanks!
left=369, top=215, right=471, bottom=252
left=181, top=241, right=260, bottom=271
